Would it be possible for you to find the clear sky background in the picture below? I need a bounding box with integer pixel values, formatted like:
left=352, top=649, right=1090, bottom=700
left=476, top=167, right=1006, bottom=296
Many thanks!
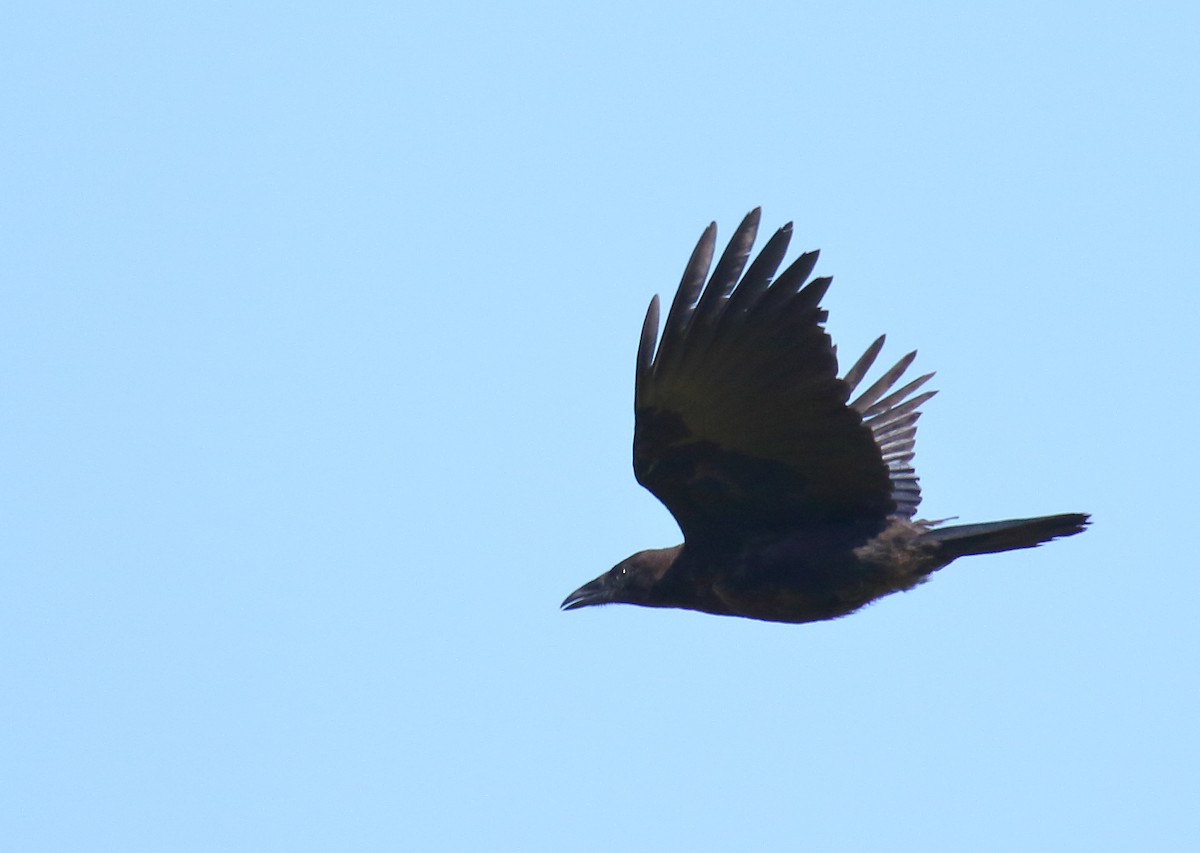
left=3, top=2, right=1197, bottom=851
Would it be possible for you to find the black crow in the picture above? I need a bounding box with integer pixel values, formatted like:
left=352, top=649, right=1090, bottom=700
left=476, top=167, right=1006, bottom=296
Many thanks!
left=562, top=209, right=1088, bottom=623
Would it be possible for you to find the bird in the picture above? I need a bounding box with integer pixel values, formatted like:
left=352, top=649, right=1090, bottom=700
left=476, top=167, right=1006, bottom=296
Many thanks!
left=561, top=209, right=1089, bottom=624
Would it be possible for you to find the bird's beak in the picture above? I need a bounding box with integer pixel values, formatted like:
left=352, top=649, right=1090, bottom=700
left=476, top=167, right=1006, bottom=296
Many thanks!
left=561, top=577, right=607, bottom=611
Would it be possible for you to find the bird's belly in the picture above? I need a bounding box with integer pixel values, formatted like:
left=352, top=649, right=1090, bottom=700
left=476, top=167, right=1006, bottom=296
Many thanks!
left=704, top=550, right=930, bottom=624
left=709, top=581, right=874, bottom=624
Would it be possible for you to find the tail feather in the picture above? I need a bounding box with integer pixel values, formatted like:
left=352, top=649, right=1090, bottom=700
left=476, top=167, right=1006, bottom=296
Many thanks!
left=922, top=513, right=1090, bottom=560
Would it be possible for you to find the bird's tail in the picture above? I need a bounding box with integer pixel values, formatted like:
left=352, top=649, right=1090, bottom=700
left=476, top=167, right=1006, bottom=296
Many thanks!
left=921, top=513, right=1090, bottom=561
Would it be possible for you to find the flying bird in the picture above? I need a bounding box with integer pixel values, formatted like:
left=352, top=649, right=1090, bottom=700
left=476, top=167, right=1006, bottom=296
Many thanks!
left=562, top=209, right=1088, bottom=624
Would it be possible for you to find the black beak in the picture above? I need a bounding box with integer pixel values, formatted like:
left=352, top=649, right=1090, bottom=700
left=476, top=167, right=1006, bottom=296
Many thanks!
left=561, top=577, right=607, bottom=611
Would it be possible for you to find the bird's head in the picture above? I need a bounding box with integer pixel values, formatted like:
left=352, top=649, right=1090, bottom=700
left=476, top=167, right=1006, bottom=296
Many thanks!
left=561, top=546, right=681, bottom=611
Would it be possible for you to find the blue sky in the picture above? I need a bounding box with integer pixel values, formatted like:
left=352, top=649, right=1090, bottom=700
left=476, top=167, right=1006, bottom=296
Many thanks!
left=3, top=2, right=1197, bottom=850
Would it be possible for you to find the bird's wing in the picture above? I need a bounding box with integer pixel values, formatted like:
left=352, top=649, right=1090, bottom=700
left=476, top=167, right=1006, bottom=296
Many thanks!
left=633, top=209, right=936, bottom=545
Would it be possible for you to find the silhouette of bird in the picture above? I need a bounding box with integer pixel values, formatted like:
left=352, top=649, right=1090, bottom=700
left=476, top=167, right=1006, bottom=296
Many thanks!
left=562, top=209, right=1088, bottom=624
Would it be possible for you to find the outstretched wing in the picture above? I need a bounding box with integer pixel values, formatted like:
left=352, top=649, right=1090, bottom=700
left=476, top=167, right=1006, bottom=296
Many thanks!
left=633, top=209, right=935, bottom=546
